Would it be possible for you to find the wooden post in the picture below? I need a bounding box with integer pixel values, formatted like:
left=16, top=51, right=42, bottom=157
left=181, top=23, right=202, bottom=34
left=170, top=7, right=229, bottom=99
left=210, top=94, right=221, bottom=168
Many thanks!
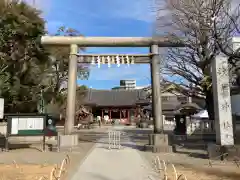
left=120, top=109, right=122, bottom=124
left=127, top=109, right=130, bottom=124
left=101, top=109, right=104, bottom=123
left=109, top=109, right=112, bottom=124
left=134, top=108, right=137, bottom=122
left=65, top=44, right=78, bottom=135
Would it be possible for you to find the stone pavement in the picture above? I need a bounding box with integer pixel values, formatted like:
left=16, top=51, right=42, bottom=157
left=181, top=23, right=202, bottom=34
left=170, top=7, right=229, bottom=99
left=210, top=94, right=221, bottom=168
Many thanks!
left=71, top=126, right=158, bottom=180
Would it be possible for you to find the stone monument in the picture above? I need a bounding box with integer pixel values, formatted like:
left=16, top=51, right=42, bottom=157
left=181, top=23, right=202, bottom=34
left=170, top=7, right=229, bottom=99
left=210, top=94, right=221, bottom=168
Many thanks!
left=208, top=55, right=235, bottom=159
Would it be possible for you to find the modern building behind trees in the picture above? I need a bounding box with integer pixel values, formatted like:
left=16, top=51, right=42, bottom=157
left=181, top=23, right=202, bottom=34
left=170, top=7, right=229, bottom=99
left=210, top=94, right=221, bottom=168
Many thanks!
left=112, top=80, right=137, bottom=90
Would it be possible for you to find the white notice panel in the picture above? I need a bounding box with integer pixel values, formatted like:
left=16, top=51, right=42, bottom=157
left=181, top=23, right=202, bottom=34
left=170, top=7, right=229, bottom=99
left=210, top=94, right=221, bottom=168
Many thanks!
left=0, top=98, right=4, bottom=119
left=34, top=118, right=44, bottom=129
left=18, top=118, right=28, bottom=130
left=11, top=118, right=19, bottom=134
left=27, top=118, right=34, bottom=129
left=18, top=118, right=44, bottom=130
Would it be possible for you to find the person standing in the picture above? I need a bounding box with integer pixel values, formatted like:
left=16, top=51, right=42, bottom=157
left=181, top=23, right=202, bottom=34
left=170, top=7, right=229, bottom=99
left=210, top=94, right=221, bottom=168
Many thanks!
left=97, top=115, right=101, bottom=127
left=104, top=115, right=109, bottom=124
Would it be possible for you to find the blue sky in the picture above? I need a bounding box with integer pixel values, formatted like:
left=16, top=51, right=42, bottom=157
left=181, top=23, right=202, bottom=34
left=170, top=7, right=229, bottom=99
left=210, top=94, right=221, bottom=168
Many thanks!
left=25, top=0, right=158, bottom=89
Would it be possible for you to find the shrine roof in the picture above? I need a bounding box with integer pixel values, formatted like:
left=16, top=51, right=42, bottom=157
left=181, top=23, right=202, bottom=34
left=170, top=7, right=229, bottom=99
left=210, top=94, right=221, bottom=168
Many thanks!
left=143, top=102, right=182, bottom=112
left=83, top=89, right=150, bottom=107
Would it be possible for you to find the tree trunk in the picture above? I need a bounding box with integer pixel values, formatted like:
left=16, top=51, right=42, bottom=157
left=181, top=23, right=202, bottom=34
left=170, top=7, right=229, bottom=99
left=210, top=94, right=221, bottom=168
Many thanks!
left=205, top=88, right=215, bottom=120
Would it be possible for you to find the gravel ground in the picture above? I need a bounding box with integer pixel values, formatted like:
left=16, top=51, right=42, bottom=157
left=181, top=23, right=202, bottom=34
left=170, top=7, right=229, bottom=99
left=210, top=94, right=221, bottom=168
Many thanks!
left=140, top=151, right=240, bottom=180
left=122, top=127, right=240, bottom=180
left=0, top=164, right=55, bottom=180
left=1, top=126, right=239, bottom=180
left=0, top=127, right=109, bottom=179
left=0, top=142, right=95, bottom=180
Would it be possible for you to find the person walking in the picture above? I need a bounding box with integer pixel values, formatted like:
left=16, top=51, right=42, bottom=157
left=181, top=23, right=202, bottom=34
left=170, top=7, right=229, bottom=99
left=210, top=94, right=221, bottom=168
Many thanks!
left=97, top=115, right=101, bottom=127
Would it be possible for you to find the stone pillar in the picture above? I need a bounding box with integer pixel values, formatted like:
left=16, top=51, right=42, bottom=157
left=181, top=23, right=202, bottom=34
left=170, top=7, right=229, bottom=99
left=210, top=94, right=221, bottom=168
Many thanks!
left=65, top=44, right=78, bottom=135
left=212, top=55, right=234, bottom=145
left=145, top=45, right=172, bottom=153
left=150, top=44, right=163, bottom=133
left=208, top=55, right=235, bottom=159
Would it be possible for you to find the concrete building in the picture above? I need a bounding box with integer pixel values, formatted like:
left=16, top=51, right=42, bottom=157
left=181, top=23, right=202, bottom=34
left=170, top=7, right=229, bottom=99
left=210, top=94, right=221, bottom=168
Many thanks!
left=120, top=80, right=136, bottom=90
left=112, top=80, right=146, bottom=90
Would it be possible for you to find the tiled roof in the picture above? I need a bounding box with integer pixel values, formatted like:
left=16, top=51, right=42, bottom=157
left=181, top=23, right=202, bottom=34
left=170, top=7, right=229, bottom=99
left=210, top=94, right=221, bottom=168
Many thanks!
left=144, top=101, right=203, bottom=112
left=83, top=89, right=205, bottom=111
left=83, top=89, right=150, bottom=107
left=162, top=102, right=181, bottom=111
left=143, top=102, right=181, bottom=111
left=175, top=102, right=202, bottom=111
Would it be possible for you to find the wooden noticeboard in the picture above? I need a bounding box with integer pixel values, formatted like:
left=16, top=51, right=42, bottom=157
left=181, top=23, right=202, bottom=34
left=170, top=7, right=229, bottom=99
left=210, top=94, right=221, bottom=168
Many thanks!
left=4, top=114, right=59, bottom=152
left=7, top=115, right=47, bottom=136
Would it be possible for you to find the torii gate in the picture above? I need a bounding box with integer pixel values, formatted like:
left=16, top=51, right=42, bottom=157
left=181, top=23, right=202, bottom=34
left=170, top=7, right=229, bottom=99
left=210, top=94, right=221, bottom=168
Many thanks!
left=41, top=36, right=182, bottom=151
left=41, top=36, right=235, bottom=153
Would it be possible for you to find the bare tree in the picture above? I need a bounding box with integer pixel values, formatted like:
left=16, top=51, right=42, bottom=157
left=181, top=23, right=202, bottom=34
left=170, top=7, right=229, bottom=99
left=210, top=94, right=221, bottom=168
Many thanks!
left=211, top=0, right=240, bottom=86
left=212, top=0, right=240, bottom=56
left=155, top=0, right=240, bottom=119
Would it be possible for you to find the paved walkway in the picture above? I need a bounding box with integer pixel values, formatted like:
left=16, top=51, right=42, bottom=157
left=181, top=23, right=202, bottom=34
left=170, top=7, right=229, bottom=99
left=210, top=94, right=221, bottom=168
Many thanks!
left=71, top=126, right=157, bottom=180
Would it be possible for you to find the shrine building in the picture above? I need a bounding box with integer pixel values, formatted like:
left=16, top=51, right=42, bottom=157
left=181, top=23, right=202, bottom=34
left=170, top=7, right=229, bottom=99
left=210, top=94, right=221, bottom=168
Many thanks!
left=83, top=89, right=150, bottom=124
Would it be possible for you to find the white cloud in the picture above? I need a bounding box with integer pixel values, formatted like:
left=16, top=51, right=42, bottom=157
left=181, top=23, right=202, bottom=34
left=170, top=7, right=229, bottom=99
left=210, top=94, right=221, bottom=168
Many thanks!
left=106, top=0, right=157, bottom=22
left=23, top=0, right=157, bottom=23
